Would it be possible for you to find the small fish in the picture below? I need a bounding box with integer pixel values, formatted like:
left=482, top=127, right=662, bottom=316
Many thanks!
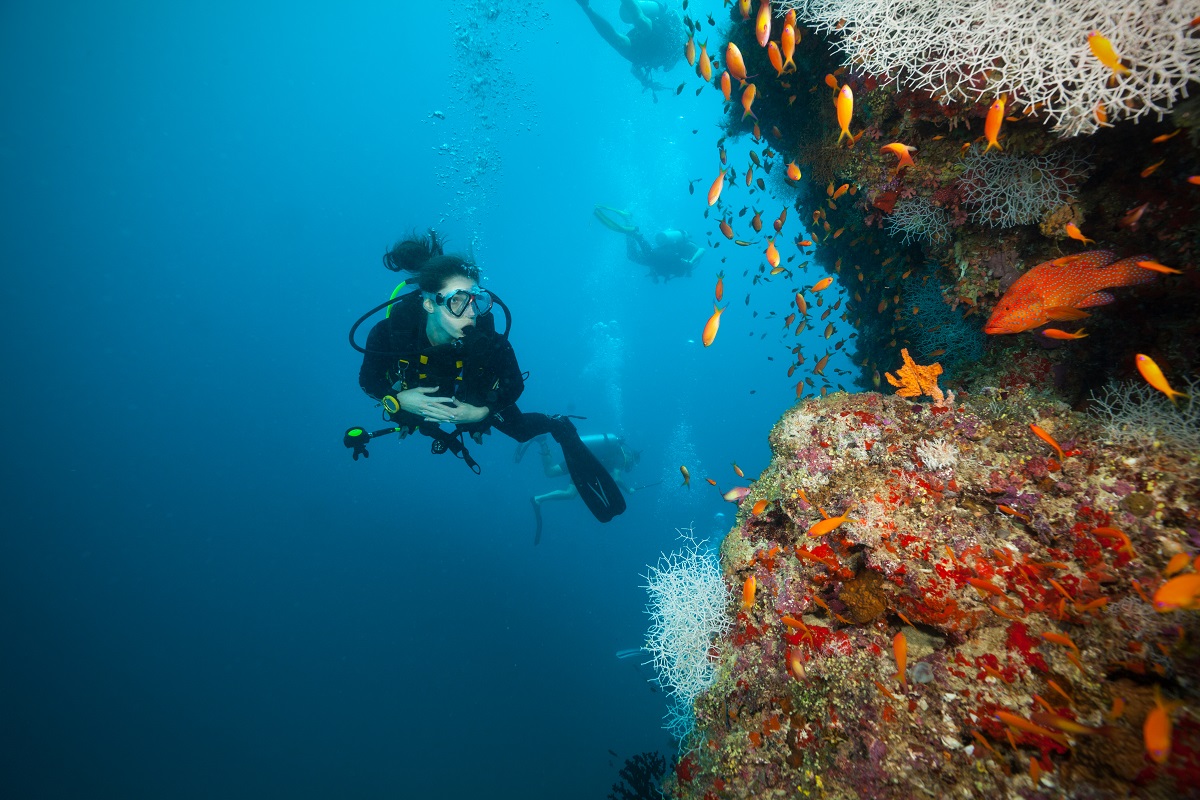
left=824, top=73, right=838, bottom=90
left=723, top=486, right=751, bottom=503
left=725, top=42, right=748, bottom=83
left=813, top=353, right=830, bottom=375
left=715, top=270, right=725, bottom=300
left=1095, top=102, right=1108, bottom=125
left=1041, top=328, right=1088, bottom=340
left=811, top=276, right=833, bottom=292
left=755, top=0, right=771, bottom=47
left=1031, top=712, right=1107, bottom=737
left=738, top=0, right=752, bottom=20
left=824, top=322, right=834, bottom=339
left=1029, top=423, right=1064, bottom=460
left=1120, top=202, right=1149, bottom=228
left=1064, top=222, right=1093, bottom=244
left=1153, top=129, right=1181, bottom=143
left=680, top=465, right=691, bottom=488
left=707, top=168, right=727, bottom=206
left=880, top=142, right=917, bottom=170
left=781, top=24, right=797, bottom=72
left=774, top=208, right=787, bottom=233
left=1040, top=630, right=1080, bottom=654
left=741, top=83, right=757, bottom=120
left=831, top=183, right=849, bottom=200
left=795, top=292, right=807, bottom=315
left=1164, top=552, right=1191, bottom=577
left=984, top=251, right=1155, bottom=334
left=968, top=577, right=1007, bottom=598
left=894, top=632, right=908, bottom=691
left=797, top=238, right=812, bottom=247
left=1087, top=30, right=1130, bottom=75
left=702, top=303, right=727, bottom=347
left=704, top=478, right=717, bottom=486
left=786, top=161, right=802, bottom=181
left=720, top=70, right=732, bottom=101
left=835, top=85, right=853, bottom=144
left=1144, top=686, right=1176, bottom=764
left=767, top=41, right=784, bottom=76
left=1140, top=159, right=1165, bottom=178
left=685, top=35, right=696, bottom=67
left=1152, top=573, right=1200, bottom=612
left=1136, top=354, right=1188, bottom=404
left=742, top=574, right=757, bottom=608
left=750, top=498, right=769, bottom=516
left=807, top=503, right=855, bottom=537
left=984, top=96, right=1005, bottom=152
left=698, top=40, right=712, bottom=81
left=994, top=712, right=1069, bottom=745
left=1136, top=260, right=1182, bottom=275
left=765, top=237, right=780, bottom=268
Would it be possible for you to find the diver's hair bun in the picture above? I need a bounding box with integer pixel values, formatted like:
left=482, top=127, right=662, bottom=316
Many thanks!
left=382, top=228, right=444, bottom=273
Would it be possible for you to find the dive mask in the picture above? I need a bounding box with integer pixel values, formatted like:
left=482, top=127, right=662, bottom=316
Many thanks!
left=428, top=286, right=493, bottom=318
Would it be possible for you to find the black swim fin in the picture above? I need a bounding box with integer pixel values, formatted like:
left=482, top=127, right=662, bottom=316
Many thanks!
left=531, top=497, right=544, bottom=545
left=549, top=417, right=626, bottom=523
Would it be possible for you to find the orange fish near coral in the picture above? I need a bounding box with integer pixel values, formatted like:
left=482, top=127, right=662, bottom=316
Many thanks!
left=1065, top=222, right=1094, bottom=244
left=1041, top=328, right=1088, bottom=340
left=721, top=70, right=732, bottom=102
left=685, top=35, right=696, bottom=67
left=984, top=96, right=1005, bottom=152
left=742, top=574, right=757, bottom=608
left=812, top=276, right=833, bottom=292
left=768, top=41, right=784, bottom=76
left=781, top=24, right=797, bottom=72
left=698, top=40, right=712, bottom=81
left=765, top=237, right=780, bottom=268
left=881, top=142, right=917, bottom=171
left=755, top=0, right=772, bottom=47
left=741, top=83, right=758, bottom=120
left=1136, top=354, right=1189, bottom=404
left=786, top=161, right=802, bottom=181
left=984, top=250, right=1156, bottom=334
left=835, top=85, right=854, bottom=144
left=1088, top=30, right=1130, bottom=75
left=702, top=303, right=727, bottom=347
left=726, top=42, right=748, bottom=84
left=1144, top=686, right=1176, bottom=763
left=1152, top=573, right=1200, bottom=612
left=715, top=270, right=725, bottom=301
left=894, top=632, right=908, bottom=690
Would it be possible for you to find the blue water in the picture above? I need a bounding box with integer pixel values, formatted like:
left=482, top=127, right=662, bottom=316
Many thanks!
left=1, top=2, right=853, bottom=796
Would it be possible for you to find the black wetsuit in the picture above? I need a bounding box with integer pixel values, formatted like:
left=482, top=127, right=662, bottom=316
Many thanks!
left=358, top=292, right=555, bottom=443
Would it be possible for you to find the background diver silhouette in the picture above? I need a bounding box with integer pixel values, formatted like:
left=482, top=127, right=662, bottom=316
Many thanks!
left=574, top=0, right=685, bottom=97
left=349, top=230, right=627, bottom=525
left=515, top=433, right=643, bottom=544
left=593, top=205, right=705, bottom=282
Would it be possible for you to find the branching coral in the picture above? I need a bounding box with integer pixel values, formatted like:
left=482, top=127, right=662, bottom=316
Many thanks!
left=915, top=437, right=958, bottom=471
left=782, top=0, right=1200, bottom=136
left=643, top=527, right=732, bottom=739
left=1088, top=376, right=1200, bottom=454
left=959, top=148, right=1093, bottom=228
left=885, top=197, right=952, bottom=245
left=608, top=751, right=667, bottom=800
left=899, top=277, right=986, bottom=375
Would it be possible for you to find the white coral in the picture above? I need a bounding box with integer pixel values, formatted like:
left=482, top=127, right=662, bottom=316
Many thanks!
left=886, top=197, right=952, bottom=245
left=916, top=438, right=959, bottom=470
left=959, top=149, right=1092, bottom=227
left=782, top=0, right=1200, bottom=137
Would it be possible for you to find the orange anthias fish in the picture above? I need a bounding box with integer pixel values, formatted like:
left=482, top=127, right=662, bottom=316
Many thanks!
left=1136, top=354, right=1189, bottom=404
left=1065, top=222, right=1094, bottom=244
left=755, top=0, right=772, bottom=47
left=835, top=85, right=854, bottom=144
left=726, top=42, right=748, bottom=84
left=742, top=83, right=758, bottom=120
left=1088, top=30, right=1131, bottom=74
left=1041, top=328, right=1088, bottom=340
left=985, top=96, right=1006, bottom=152
left=781, top=24, right=797, bottom=72
left=1029, top=423, right=1064, bottom=460
left=984, top=250, right=1156, bottom=334
left=812, top=276, right=833, bottom=292
left=768, top=42, right=784, bottom=76
left=739, top=0, right=752, bottom=20
left=715, top=270, right=725, bottom=301
left=786, top=161, right=802, bottom=181
left=680, top=465, right=691, bottom=487
left=1144, top=686, right=1177, bottom=764
left=880, top=142, right=916, bottom=170
left=686, top=35, right=696, bottom=67
left=698, top=40, right=713, bottom=81
left=742, top=574, right=757, bottom=608
left=719, top=218, right=734, bottom=240
left=894, top=631, right=908, bottom=691
left=1153, top=573, right=1200, bottom=611
left=765, top=237, right=780, bottom=268
left=702, top=303, right=728, bottom=346
left=721, top=70, right=732, bottom=102
left=707, top=168, right=727, bottom=206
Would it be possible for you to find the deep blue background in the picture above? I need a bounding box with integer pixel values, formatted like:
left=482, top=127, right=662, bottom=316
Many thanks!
left=1, top=2, right=853, bottom=796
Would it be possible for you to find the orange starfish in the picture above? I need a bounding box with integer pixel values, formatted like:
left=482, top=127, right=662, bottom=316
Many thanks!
left=885, top=348, right=945, bottom=405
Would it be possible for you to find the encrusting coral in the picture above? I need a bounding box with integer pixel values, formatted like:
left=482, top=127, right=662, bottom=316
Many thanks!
left=662, top=388, right=1200, bottom=799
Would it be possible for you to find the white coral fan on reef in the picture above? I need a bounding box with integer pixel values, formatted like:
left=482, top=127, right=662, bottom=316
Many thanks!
left=643, top=527, right=732, bottom=739
left=782, top=0, right=1200, bottom=136
left=885, top=197, right=952, bottom=245
left=959, top=149, right=1093, bottom=227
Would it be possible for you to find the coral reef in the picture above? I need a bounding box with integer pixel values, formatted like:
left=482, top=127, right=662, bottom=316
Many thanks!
left=609, top=751, right=668, bottom=800
left=1088, top=376, right=1200, bottom=455
left=959, top=149, right=1093, bottom=228
left=885, top=196, right=952, bottom=246
left=781, top=0, right=1200, bottom=136
left=661, top=389, right=1199, bottom=799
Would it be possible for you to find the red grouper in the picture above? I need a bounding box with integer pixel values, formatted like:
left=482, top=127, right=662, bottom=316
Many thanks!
left=984, top=250, right=1156, bottom=334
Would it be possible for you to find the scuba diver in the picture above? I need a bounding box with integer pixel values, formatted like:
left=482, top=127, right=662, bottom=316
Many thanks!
left=593, top=205, right=705, bottom=282
left=574, top=0, right=685, bottom=98
left=516, top=433, right=641, bottom=544
left=346, top=230, right=626, bottom=525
